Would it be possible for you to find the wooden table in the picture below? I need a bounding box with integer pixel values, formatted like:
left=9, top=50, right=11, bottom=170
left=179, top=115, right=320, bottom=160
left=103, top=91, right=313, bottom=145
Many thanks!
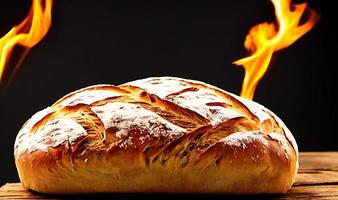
left=1, top=152, right=338, bottom=199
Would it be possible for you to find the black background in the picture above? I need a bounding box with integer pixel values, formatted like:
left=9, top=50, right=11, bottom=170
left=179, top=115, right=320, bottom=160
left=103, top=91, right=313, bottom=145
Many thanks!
left=0, top=0, right=336, bottom=184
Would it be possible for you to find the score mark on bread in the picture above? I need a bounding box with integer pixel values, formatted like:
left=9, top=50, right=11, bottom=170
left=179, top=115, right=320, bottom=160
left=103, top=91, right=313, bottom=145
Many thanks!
left=14, top=77, right=298, bottom=194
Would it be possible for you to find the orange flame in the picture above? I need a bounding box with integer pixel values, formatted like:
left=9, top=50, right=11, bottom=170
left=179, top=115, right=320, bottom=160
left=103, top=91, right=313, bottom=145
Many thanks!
left=233, top=0, right=320, bottom=100
left=0, top=0, right=53, bottom=84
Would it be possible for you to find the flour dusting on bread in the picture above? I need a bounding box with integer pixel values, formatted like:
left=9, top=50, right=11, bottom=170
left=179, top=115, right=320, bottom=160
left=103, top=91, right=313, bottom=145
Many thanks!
left=15, top=77, right=298, bottom=194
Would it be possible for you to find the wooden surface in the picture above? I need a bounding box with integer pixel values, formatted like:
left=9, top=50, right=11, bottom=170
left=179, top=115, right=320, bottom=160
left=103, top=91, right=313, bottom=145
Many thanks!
left=1, top=152, right=338, bottom=200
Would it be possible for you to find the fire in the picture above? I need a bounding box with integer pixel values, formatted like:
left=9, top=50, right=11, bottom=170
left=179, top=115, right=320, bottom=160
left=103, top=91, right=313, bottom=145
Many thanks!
left=0, top=0, right=53, bottom=85
left=234, top=0, right=320, bottom=100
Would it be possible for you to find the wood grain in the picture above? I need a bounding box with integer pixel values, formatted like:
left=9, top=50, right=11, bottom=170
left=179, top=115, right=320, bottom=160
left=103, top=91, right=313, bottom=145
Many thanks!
left=295, top=152, right=338, bottom=186
left=1, top=152, right=338, bottom=200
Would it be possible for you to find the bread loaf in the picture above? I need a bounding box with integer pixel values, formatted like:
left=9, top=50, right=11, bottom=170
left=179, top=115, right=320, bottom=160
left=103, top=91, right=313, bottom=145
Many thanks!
left=14, top=77, right=298, bottom=194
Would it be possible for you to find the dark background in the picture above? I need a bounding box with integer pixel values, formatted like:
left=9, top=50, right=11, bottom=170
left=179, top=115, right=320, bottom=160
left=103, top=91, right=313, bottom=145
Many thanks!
left=0, top=0, right=336, bottom=184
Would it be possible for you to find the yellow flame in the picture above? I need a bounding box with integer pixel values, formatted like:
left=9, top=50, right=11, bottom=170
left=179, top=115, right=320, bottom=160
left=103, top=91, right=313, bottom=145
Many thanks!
left=233, top=0, right=320, bottom=100
left=0, top=0, right=53, bottom=84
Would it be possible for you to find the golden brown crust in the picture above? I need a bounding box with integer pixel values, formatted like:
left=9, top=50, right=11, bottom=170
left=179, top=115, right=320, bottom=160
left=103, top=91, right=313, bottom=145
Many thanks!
left=14, top=77, right=298, bottom=194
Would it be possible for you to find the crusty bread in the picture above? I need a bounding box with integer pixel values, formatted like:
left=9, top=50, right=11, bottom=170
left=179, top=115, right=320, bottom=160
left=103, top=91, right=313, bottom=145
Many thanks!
left=14, top=77, right=298, bottom=194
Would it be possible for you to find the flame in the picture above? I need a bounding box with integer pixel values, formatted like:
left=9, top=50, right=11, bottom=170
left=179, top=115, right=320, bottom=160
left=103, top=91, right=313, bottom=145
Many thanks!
left=0, top=0, right=53, bottom=84
left=233, top=0, right=320, bottom=100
